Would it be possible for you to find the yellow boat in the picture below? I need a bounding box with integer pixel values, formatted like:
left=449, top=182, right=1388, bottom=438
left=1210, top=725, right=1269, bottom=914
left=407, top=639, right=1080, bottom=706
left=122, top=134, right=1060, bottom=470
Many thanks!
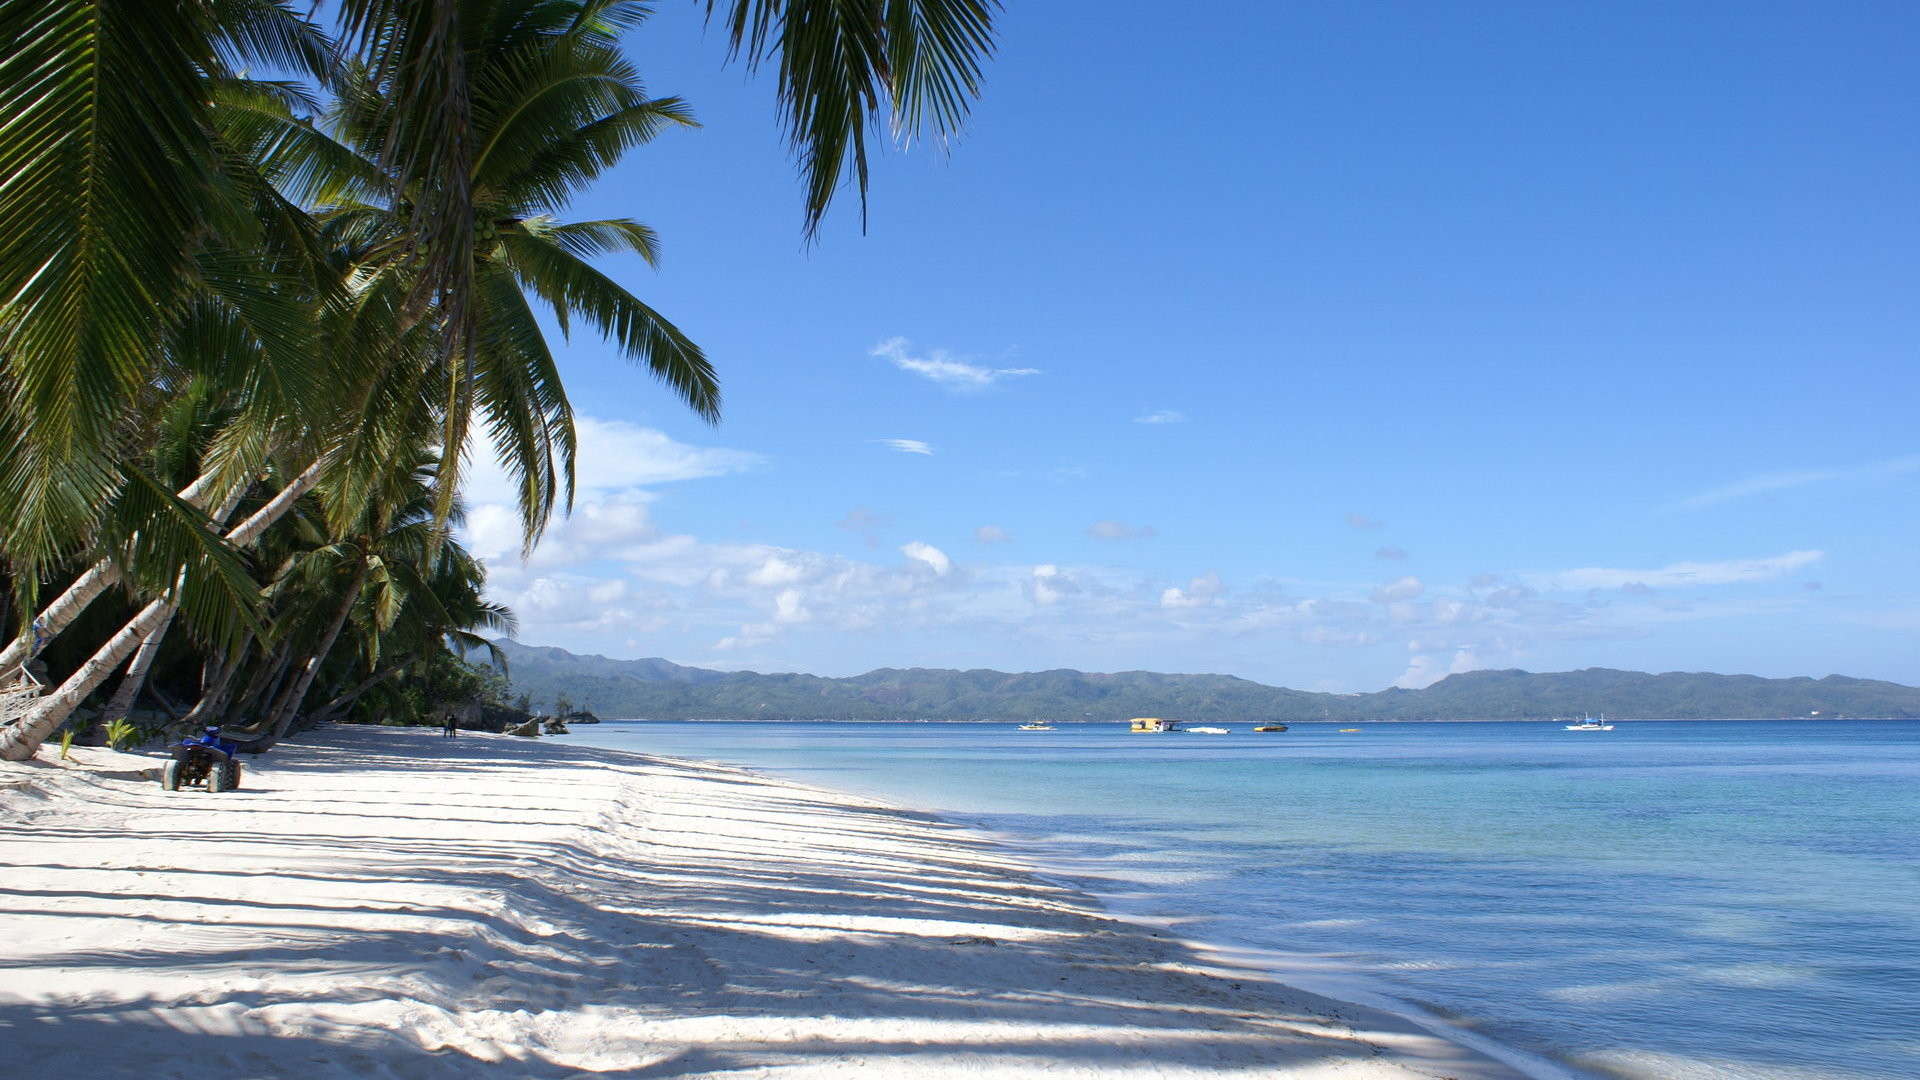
left=1253, top=724, right=1288, bottom=732
left=1339, top=728, right=1362, bottom=733
left=1128, top=717, right=1182, bottom=733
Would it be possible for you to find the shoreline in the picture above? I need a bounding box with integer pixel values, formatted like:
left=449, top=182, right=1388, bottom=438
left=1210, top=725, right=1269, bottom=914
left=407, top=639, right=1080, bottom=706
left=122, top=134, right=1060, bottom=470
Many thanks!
left=2, top=726, right=1531, bottom=1078
left=964, top=828, right=1589, bottom=1080
left=590, top=741, right=1582, bottom=1080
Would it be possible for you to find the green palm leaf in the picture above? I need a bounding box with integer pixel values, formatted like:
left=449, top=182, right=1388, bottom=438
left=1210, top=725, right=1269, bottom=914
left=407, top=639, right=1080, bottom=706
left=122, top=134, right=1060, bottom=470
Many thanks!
left=500, top=229, right=718, bottom=421
left=709, top=0, right=997, bottom=236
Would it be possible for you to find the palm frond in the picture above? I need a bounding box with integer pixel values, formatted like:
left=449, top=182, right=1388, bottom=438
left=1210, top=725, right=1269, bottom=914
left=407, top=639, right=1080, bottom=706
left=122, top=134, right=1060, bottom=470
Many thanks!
left=472, top=258, right=575, bottom=547
left=499, top=229, right=718, bottom=421
left=108, top=469, right=266, bottom=655
left=211, top=0, right=336, bottom=83
left=532, top=218, right=662, bottom=265
left=708, top=0, right=997, bottom=237
left=0, top=0, right=230, bottom=569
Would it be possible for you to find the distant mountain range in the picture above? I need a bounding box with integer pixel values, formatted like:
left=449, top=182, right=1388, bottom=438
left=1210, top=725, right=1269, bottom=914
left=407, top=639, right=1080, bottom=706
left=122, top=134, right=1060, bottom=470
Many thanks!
left=490, top=640, right=1920, bottom=721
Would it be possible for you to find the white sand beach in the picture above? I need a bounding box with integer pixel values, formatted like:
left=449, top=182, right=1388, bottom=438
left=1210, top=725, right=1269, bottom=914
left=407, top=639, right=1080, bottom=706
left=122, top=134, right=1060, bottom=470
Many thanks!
left=0, top=727, right=1528, bottom=1079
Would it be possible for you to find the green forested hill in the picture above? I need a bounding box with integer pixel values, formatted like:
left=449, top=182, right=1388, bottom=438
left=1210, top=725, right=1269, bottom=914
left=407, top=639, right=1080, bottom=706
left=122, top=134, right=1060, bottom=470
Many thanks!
left=492, top=641, right=1920, bottom=721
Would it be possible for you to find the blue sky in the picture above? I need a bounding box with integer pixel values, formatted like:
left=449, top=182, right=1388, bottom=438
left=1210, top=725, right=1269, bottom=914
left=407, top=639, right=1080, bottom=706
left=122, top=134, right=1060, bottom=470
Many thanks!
left=464, top=0, right=1920, bottom=691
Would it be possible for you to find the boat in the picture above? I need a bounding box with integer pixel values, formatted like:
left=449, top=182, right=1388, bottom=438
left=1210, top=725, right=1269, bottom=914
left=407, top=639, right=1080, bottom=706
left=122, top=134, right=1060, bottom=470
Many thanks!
left=1564, top=717, right=1614, bottom=731
left=1187, top=726, right=1230, bottom=735
left=1338, top=728, right=1361, bottom=733
left=1128, top=717, right=1182, bottom=733
left=1252, top=724, right=1288, bottom=732
left=1017, top=722, right=1055, bottom=731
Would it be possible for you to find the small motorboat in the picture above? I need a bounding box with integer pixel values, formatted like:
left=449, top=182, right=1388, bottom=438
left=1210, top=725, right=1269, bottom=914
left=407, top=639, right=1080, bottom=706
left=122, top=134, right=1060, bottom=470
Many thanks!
left=1252, top=724, right=1288, bottom=732
left=1564, top=717, right=1614, bottom=731
left=1338, top=728, right=1362, bottom=733
left=1017, top=722, right=1055, bottom=730
left=1187, top=726, right=1230, bottom=734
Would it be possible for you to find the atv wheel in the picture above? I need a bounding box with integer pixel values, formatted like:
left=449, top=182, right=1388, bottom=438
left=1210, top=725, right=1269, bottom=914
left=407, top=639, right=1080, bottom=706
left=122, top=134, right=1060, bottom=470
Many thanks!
left=161, top=761, right=182, bottom=791
left=207, top=762, right=230, bottom=793
left=228, top=761, right=243, bottom=790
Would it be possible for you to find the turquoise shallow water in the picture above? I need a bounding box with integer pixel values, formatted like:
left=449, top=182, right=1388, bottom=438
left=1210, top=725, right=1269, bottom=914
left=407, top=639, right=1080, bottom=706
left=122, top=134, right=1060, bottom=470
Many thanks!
left=566, top=719, right=1920, bottom=1080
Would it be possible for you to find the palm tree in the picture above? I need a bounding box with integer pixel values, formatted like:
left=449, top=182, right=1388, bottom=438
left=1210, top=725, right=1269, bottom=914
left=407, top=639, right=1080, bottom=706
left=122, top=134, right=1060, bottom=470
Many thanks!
left=0, top=0, right=998, bottom=758
left=0, top=0, right=336, bottom=604
left=321, top=0, right=717, bottom=544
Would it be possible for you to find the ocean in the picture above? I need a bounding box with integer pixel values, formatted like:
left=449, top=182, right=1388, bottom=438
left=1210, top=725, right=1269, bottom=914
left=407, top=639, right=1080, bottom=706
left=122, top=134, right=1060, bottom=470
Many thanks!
left=565, top=718, right=1920, bottom=1080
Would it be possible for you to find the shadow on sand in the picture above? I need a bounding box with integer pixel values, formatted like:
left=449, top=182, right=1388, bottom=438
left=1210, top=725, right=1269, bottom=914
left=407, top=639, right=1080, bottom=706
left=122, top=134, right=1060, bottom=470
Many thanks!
left=0, top=726, right=1516, bottom=1079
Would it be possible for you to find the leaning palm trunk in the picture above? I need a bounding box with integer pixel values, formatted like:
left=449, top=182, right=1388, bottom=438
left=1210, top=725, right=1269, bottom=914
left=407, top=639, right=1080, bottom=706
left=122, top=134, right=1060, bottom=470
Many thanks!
left=0, top=461, right=326, bottom=760
left=100, top=616, right=175, bottom=722
left=0, top=565, right=122, bottom=685
left=308, top=648, right=421, bottom=723
left=181, top=652, right=242, bottom=729
left=231, top=640, right=295, bottom=723
left=0, top=598, right=175, bottom=761
left=0, top=471, right=241, bottom=681
left=261, top=563, right=368, bottom=745
left=83, top=480, right=252, bottom=722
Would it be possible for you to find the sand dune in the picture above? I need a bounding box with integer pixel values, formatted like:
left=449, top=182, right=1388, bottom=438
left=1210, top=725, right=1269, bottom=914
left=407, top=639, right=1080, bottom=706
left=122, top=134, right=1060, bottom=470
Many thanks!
left=0, top=727, right=1526, bottom=1078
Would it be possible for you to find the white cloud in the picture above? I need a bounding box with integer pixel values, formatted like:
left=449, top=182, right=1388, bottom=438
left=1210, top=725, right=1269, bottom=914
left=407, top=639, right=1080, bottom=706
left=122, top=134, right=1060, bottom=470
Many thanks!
left=1676, top=455, right=1920, bottom=510
left=1394, top=647, right=1482, bottom=690
left=1369, top=576, right=1425, bottom=603
left=900, top=541, right=952, bottom=577
left=466, top=429, right=1841, bottom=688
left=747, top=556, right=806, bottom=587
left=1134, top=410, right=1187, bottom=424
left=1530, top=550, right=1823, bottom=592
left=872, top=336, right=1039, bottom=391
left=465, top=417, right=762, bottom=509
left=1346, top=513, right=1385, bottom=529
left=773, top=589, right=811, bottom=624
left=1028, top=564, right=1076, bottom=606
left=875, top=438, right=935, bottom=456
left=1161, top=571, right=1224, bottom=609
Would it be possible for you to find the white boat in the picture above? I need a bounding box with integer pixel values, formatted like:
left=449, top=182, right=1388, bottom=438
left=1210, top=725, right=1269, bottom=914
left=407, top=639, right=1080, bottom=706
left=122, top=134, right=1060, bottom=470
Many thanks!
left=1187, top=726, right=1230, bottom=734
left=1564, top=717, right=1614, bottom=731
left=1017, top=722, right=1055, bottom=731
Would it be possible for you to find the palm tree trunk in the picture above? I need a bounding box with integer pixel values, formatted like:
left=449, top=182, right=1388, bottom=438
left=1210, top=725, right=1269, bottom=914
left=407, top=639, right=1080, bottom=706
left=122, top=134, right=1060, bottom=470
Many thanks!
left=262, top=563, right=368, bottom=743
left=309, top=648, right=421, bottom=723
left=0, top=565, right=121, bottom=684
left=100, top=614, right=175, bottom=721
left=230, top=641, right=295, bottom=723
left=84, top=480, right=250, bottom=721
left=0, top=598, right=173, bottom=761
left=182, top=652, right=242, bottom=729
left=0, top=471, right=236, bottom=681
left=0, top=460, right=327, bottom=759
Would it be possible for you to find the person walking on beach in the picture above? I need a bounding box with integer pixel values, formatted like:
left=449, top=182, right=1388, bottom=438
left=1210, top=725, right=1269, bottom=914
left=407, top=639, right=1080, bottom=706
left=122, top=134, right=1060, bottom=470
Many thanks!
left=443, top=712, right=458, bottom=738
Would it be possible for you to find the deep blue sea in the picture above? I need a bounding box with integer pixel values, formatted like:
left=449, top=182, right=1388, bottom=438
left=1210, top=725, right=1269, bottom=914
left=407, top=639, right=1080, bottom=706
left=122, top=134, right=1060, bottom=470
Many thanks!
left=566, top=719, right=1920, bottom=1080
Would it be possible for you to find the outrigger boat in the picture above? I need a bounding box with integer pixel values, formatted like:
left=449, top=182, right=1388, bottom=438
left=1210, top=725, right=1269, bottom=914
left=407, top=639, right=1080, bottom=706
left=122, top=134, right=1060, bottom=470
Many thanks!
left=1187, top=726, right=1230, bottom=735
left=1017, top=722, right=1055, bottom=730
left=1564, top=717, right=1614, bottom=731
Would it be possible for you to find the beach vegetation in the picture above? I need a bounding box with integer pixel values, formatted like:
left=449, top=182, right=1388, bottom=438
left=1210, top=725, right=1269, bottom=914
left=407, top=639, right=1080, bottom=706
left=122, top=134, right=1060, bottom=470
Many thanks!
left=103, top=718, right=140, bottom=752
left=0, top=0, right=997, bottom=760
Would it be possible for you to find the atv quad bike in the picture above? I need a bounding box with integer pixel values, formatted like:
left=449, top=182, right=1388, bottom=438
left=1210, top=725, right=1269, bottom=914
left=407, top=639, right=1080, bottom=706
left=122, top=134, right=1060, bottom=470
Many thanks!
left=162, top=728, right=243, bottom=792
